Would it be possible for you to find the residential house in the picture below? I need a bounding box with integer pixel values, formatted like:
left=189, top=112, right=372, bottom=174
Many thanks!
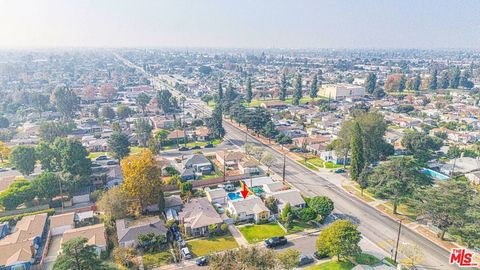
left=216, top=151, right=245, bottom=168
left=260, top=101, right=288, bottom=110
left=205, top=188, right=227, bottom=204
left=270, top=189, right=306, bottom=209
left=0, top=213, right=48, bottom=270
left=50, top=212, right=75, bottom=236
left=227, top=196, right=270, bottom=223
left=167, top=130, right=187, bottom=144
left=320, top=150, right=349, bottom=165
left=116, top=216, right=168, bottom=248
left=238, top=160, right=260, bottom=175
left=178, top=198, right=223, bottom=237
left=62, top=224, right=107, bottom=256
left=184, top=154, right=213, bottom=175
left=262, top=182, right=285, bottom=193
left=192, top=126, right=210, bottom=142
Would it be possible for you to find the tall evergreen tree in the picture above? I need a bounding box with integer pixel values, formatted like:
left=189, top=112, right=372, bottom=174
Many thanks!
left=206, top=105, right=225, bottom=139
left=450, top=67, right=461, bottom=88
left=364, top=73, right=377, bottom=94
left=440, top=71, right=449, bottom=89
left=292, top=73, right=302, bottom=105
left=246, top=77, right=253, bottom=103
left=279, top=73, right=287, bottom=101
left=413, top=74, right=421, bottom=91
left=398, top=75, right=406, bottom=92
left=349, top=122, right=364, bottom=181
left=429, top=69, right=438, bottom=90
left=217, top=81, right=224, bottom=102
left=310, top=74, right=318, bottom=99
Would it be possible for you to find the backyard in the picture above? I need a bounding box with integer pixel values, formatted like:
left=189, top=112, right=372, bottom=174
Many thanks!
left=187, top=234, right=239, bottom=257
left=238, top=223, right=286, bottom=244
left=305, top=260, right=355, bottom=270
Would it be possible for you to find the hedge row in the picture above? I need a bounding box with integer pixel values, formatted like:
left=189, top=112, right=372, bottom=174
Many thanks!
left=0, top=208, right=55, bottom=223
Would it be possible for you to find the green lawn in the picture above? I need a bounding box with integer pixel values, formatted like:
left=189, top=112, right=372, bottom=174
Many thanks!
left=187, top=234, right=239, bottom=257
left=246, top=97, right=326, bottom=107
left=305, top=260, right=355, bottom=270
left=308, top=157, right=325, bottom=168
left=288, top=220, right=316, bottom=234
left=142, top=251, right=173, bottom=269
left=299, top=160, right=318, bottom=171
left=238, top=223, right=286, bottom=244
left=185, top=138, right=222, bottom=148
left=324, top=162, right=344, bottom=169
left=88, top=151, right=108, bottom=159
left=353, top=253, right=382, bottom=265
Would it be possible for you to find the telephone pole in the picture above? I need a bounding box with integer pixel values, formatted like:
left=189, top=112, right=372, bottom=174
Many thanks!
left=282, top=145, right=286, bottom=184
left=393, top=219, right=403, bottom=263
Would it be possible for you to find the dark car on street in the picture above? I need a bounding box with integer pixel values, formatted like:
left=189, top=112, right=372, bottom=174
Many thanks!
left=191, top=145, right=201, bottom=150
left=264, top=236, right=287, bottom=248
left=298, top=255, right=314, bottom=266
left=204, top=143, right=214, bottom=148
left=178, top=146, right=189, bottom=151
left=196, top=256, right=208, bottom=266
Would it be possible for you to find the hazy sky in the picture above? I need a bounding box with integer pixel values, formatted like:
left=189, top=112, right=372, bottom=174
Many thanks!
left=1, top=0, right=480, bottom=49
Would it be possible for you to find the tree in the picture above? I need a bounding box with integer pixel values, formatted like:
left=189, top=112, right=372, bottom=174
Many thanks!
left=398, top=243, right=424, bottom=269
left=308, top=196, right=334, bottom=222
left=225, top=82, right=237, bottom=102
left=401, top=132, right=442, bottom=162
left=53, top=237, right=105, bottom=270
left=108, top=132, right=131, bottom=160
left=206, top=105, right=225, bottom=139
left=364, top=73, right=377, bottom=94
left=36, top=142, right=57, bottom=172
left=116, top=105, right=133, bottom=119
left=31, top=172, right=61, bottom=201
left=217, top=81, right=224, bottom=102
left=99, top=84, right=117, bottom=101
left=368, top=157, right=433, bottom=214
left=398, top=75, right=406, bottom=92
left=138, top=232, right=166, bottom=253
left=100, top=105, right=116, bottom=120
left=156, top=89, right=177, bottom=114
left=134, top=118, right=153, bottom=147
left=310, top=74, right=318, bottom=98
left=264, top=196, right=278, bottom=214
left=0, top=179, right=35, bottom=210
left=97, top=186, right=129, bottom=219
left=53, top=138, right=92, bottom=179
left=9, top=146, right=36, bottom=176
left=417, top=180, right=472, bottom=240
left=440, top=71, right=449, bottom=89
left=51, top=86, right=80, bottom=119
left=277, top=249, right=300, bottom=270
left=413, top=73, right=421, bottom=92
left=246, top=77, right=253, bottom=103
left=179, top=181, right=193, bottom=195
left=280, top=202, right=292, bottom=223
left=293, top=73, right=302, bottom=105
left=449, top=66, right=461, bottom=88
left=0, top=116, right=9, bottom=128
left=452, top=195, right=480, bottom=248
left=429, top=69, right=438, bottom=90
left=299, top=207, right=317, bottom=222
left=279, top=73, right=287, bottom=101
left=261, top=121, right=279, bottom=142
left=0, top=141, right=11, bottom=163
left=315, top=220, right=362, bottom=261
left=349, top=122, right=364, bottom=181
left=136, top=92, right=151, bottom=115
left=83, top=85, right=97, bottom=101
left=121, top=149, right=162, bottom=212
left=113, top=247, right=137, bottom=268
left=260, top=152, right=277, bottom=172
left=208, top=246, right=276, bottom=270
left=39, top=121, right=75, bottom=142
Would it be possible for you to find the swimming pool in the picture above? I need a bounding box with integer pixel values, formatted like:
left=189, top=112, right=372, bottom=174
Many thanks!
left=227, top=192, right=242, bottom=200
left=420, top=168, right=449, bottom=180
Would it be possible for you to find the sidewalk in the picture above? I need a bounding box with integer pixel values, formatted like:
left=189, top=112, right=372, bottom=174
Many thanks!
left=228, top=224, right=249, bottom=247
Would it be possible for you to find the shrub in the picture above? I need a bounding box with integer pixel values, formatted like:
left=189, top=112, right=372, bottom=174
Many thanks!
left=0, top=208, right=55, bottom=223
left=299, top=208, right=316, bottom=222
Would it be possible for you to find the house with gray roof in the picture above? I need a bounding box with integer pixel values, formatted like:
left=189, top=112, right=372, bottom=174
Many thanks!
left=116, top=216, right=168, bottom=248
left=181, top=154, right=213, bottom=180
left=270, top=189, right=306, bottom=209
left=178, top=198, right=223, bottom=237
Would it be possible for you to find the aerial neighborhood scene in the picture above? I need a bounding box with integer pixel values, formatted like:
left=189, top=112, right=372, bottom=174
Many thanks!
left=0, top=1, right=479, bottom=270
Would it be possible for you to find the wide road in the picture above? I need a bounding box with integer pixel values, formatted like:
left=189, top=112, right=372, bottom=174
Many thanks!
left=114, top=53, right=460, bottom=270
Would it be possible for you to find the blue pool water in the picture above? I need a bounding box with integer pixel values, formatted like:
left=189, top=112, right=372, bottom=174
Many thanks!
left=421, top=168, right=449, bottom=180
left=227, top=192, right=242, bottom=200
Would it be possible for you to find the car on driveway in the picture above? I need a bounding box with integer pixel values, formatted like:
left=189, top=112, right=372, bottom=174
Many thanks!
left=264, top=236, right=287, bottom=248
left=298, top=255, right=314, bottom=266
left=95, top=155, right=108, bottom=161
left=181, top=247, right=192, bottom=259
left=191, top=145, right=201, bottom=150
left=196, top=256, right=208, bottom=266
left=204, top=143, right=214, bottom=148
left=178, top=147, right=190, bottom=151
left=334, top=168, right=346, bottom=173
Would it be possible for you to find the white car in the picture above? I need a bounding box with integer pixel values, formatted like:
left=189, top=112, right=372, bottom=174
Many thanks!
left=181, top=247, right=192, bottom=259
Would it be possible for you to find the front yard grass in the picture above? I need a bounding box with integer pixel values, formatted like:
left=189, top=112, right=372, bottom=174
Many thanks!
left=238, top=223, right=286, bottom=244
left=287, top=220, right=316, bottom=234
left=142, top=251, right=173, bottom=269
left=305, top=260, right=355, bottom=270
left=246, top=97, right=326, bottom=107
left=353, top=253, right=382, bottom=265
left=299, top=160, right=318, bottom=171
left=187, top=234, right=239, bottom=257
left=308, top=157, right=325, bottom=168
left=324, top=162, right=344, bottom=169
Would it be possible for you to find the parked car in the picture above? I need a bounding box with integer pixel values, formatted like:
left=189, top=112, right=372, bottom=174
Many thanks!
left=181, top=247, right=192, bottom=259
left=196, top=256, right=208, bottom=266
left=0, top=168, right=7, bottom=172
left=264, top=236, right=287, bottom=248
left=191, top=145, right=201, bottom=150
left=204, top=143, right=214, bottom=148
left=178, top=147, right=190, bottom=151
left=334, top=168, right=346, bottom=173
left=223, top=183, right=235, bottom=192
left=298, top=255, right=314, bottom=266
left=178, top=239, right=187, bottom=248
left=213, top=203, right=225, bottom=214
left=95, top=155, right=108, bottom=161
left=106, top=160, right=118, bottom=165
left=313, top=251, right=329, bottom=260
